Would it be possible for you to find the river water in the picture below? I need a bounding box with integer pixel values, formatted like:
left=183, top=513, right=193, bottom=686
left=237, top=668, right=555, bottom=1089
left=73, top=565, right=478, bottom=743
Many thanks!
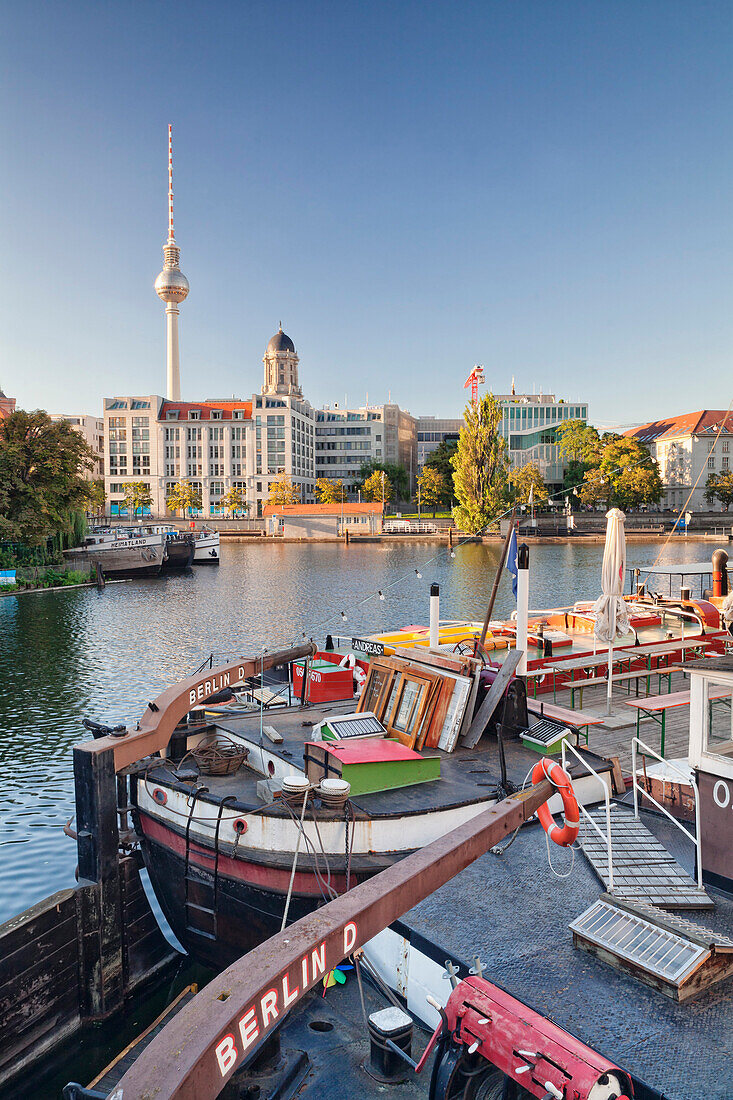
left=0, top=536, right=718, bottom=924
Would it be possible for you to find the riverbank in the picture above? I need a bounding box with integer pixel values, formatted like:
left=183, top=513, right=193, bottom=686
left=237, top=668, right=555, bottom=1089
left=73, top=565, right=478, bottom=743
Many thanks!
left=220, top=531, right=731, bottom=545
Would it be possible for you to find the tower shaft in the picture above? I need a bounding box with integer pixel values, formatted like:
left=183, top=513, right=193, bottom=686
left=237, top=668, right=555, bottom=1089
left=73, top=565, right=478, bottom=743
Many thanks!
left=166, top=303, right=181, bottom=402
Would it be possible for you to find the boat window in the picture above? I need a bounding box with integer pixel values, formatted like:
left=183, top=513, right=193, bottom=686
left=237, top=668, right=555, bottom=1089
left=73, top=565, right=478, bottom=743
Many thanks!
left=703, top=678, right=733, bottom=757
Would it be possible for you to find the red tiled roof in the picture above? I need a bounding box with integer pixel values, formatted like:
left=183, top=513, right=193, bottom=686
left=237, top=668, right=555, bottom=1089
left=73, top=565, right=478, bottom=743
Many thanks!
left=159, top=400, right=252, bottom=421
left=263, top=502, right=384, bottom=517
left=624, top=410, right=733, bottom=443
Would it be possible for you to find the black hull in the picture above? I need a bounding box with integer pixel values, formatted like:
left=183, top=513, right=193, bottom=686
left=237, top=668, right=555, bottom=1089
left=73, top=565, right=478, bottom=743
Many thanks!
left=139, top=830, right=323, bottom=972
left=162, top=541, right=195, bottom=570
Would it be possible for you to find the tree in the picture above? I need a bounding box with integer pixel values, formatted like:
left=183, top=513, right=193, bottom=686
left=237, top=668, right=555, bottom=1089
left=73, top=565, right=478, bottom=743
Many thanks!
left=166, top=479, right=202, bottom=517
left=562, top=459, right=588, bottom=494
left=268, top=474, right=301, bottom=506
left=417, top=467, right=446, bottom=516
left=577, top=468, right=609, bottom=508
left=510, top=462, right=548, bottom=507
left=0, top=409, right=95, bottom=544
left=219, top=486, right=249, bottom=516
left=556, top=420, right=601, bottom=464
left=358, top=461, right=409, bottom=503
left=362, top=469, right=393, bottom=504
left=315, top=478, right=347, bottom=503
left=451, top=394, right=509, bottom=534
left=612, top=465, right=664, bottom=510
left=122, top=482, right=153, bottom=520
left=425, top=438, right=459, bottom=505
left=599, top=438, right=662, bottom=508
left=85, top=478, right=106, bottom=518
left=705, top=471, right=733, bottom=511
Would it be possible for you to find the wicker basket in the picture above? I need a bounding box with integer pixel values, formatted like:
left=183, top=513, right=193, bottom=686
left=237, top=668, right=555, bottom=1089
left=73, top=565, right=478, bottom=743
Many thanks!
left=192, top=734, right=249, bottom=777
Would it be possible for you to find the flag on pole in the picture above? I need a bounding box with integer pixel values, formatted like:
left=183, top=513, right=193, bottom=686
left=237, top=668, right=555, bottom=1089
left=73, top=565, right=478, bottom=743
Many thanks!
left=505, top=528, right=518, bottom=599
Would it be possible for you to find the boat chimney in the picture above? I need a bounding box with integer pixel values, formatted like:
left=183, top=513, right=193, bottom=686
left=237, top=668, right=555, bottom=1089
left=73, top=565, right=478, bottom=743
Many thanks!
left=430, top=583, right=439, bottom=649
left=713, top=548, right=729, bottom=597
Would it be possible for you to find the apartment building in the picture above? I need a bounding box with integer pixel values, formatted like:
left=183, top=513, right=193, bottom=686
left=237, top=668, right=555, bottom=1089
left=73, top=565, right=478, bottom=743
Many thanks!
left=315, top=404, right=417, bottom=494
left=625, top=410, right=733, bottom=511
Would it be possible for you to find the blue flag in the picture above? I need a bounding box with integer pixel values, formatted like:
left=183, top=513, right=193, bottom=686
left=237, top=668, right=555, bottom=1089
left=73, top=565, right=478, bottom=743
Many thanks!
left=505, top=528, right=518, bottom=599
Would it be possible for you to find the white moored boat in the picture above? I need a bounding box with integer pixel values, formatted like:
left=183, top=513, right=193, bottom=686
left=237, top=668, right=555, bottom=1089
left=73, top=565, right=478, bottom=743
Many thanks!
left=192, top=528, right=220, bottom=565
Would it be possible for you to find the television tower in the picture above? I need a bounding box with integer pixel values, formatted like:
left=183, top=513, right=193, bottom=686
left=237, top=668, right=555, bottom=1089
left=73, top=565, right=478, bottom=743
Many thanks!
left=154, top=125, right=189, bottom=401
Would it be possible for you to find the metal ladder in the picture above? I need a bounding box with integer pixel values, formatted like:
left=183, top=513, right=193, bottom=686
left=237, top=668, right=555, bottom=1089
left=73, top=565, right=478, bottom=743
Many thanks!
left=184, top=791, right=235, bottom=941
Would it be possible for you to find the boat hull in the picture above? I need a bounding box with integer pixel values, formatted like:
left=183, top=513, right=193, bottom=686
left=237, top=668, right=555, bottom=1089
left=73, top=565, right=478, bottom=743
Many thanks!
left=63, top=543, right=164, bottom=577
left=136, top=809, right=367, bottom=970
left=193, top=535, right=220, bottom=565
left=161, top=538, right=195, bottom=570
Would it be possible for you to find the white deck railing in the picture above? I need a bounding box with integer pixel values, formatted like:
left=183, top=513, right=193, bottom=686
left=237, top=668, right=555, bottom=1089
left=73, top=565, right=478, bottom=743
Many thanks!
left=561, top=739, right=614, bottom=892
left=631, top=736, right=703, bottom=891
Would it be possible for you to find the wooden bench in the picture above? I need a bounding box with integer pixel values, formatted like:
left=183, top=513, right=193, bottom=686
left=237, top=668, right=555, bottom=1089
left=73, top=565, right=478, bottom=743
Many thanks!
left=558, top=666, right=682, bottom=709
left=625, top=685, right=733, bottom=756
left=527, top=700, right=605, bottom=746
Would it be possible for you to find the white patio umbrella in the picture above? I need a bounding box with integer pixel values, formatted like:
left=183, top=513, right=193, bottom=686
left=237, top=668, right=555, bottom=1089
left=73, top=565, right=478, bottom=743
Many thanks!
left=593, top=508, right=633, bottom=715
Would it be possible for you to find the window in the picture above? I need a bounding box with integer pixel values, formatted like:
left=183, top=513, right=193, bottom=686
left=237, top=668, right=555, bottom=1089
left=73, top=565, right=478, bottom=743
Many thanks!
left=211, top=410, right=222, bottom=420
left=709, top=456, right=716, bottom=469
left=166, top=411, right=179, bottom=420
left=724, top=441, right=730, bottom=454
left=190, top=411, right=200, bottom=420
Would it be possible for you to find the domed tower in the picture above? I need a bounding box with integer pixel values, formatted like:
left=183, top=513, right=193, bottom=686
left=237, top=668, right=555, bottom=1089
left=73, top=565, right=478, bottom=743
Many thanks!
left=154, top=125, right=189, bottom=401
left=262, top=325, right=301, bottom=396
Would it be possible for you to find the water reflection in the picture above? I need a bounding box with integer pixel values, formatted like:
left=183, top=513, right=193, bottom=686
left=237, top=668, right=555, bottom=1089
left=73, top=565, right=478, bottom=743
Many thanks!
left=0, top=537, right=714, bottom=922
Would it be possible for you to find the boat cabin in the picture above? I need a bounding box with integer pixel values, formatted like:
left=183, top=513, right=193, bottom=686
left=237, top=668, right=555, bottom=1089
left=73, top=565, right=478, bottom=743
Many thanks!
left=688, top=657, right=733, bottom=893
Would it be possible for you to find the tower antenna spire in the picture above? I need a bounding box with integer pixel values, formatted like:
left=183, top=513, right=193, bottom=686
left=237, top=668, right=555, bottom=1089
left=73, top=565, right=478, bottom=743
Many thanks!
left=168, top=123, right=175, bottom=242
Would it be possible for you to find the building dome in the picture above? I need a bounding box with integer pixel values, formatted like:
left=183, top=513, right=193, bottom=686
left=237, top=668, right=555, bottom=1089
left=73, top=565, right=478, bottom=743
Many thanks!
left=266, top=327, right=295, bottom=355
left=155, top=267, right=190, bottom=304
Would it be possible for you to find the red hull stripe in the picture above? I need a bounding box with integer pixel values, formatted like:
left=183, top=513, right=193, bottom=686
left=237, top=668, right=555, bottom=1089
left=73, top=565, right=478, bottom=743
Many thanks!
left=139, top=812, right=350, bottom=896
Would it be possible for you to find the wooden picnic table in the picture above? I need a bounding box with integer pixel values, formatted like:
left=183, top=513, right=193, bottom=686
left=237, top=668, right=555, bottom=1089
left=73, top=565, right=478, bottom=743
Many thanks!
left=546, top=638, right=714, bottom=702
left=558, top=665, right=682, bottom=709
left=527, top=699, right=605, bottom=745
left=625, top=684, right=732, bottom=756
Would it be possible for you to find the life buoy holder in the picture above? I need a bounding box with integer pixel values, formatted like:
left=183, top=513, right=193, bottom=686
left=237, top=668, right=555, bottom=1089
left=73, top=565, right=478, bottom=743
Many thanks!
left=532, top=758, right=579, bottom=848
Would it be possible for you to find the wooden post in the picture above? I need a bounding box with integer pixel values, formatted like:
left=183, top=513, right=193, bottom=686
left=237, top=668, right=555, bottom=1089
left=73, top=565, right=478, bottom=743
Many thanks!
left=73, top=743, right=124, bottom=1019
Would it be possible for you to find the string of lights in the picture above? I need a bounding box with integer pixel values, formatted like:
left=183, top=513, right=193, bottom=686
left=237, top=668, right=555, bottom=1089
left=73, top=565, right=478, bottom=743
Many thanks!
left=282, top=443, right=670, bottom=650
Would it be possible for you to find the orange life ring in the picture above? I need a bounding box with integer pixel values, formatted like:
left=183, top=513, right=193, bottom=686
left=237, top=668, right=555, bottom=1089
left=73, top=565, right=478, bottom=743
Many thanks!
left=532, top=758, right=579, bottom=848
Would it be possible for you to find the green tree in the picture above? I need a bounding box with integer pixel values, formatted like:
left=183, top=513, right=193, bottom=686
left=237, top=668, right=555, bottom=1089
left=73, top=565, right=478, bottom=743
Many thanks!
left=599, top=438, right=662, bottom=508
left=0, top=409, right=95, bottom=544
left=562, top=459, right=589, bottom=494
left=417, top=466, right=446, bottom=516
left=219, top=486, right=249, bottom=516
left=121, top=482, right=153, bottom=520
left=85, top=478, right=106, bottom=518
left=166, top=479, right=202, bottom=517
left=556, top=420, right=601, bottom=464
left=362, top=469, right=393, bottom=504
left=510, top=462, right=548, bottom=507
left=705, top=471, right=733, bottom=511
left=425, top=438, right=459, bottom=504
left=315, top=478, right=347, bottom=503
left=451, top=394, right=509, bottom=534
left=268, top=474, right=301, bottom=506
left=358, top=461, right=409, bottom=503
left=577, top=468, right=609, bottom=509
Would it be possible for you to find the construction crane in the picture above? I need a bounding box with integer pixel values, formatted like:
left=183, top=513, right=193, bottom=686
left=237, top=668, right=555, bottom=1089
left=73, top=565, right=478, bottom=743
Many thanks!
left=463, top=364, right=485, bottom=404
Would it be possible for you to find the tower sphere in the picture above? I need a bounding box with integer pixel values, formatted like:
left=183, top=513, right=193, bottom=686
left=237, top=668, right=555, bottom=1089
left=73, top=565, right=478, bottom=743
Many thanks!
left=155, top=267, right=189, bottom=303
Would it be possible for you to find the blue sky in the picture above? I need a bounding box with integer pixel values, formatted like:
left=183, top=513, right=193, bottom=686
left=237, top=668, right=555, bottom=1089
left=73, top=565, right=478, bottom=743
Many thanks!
left=1, top=1, right=730, bottom=427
